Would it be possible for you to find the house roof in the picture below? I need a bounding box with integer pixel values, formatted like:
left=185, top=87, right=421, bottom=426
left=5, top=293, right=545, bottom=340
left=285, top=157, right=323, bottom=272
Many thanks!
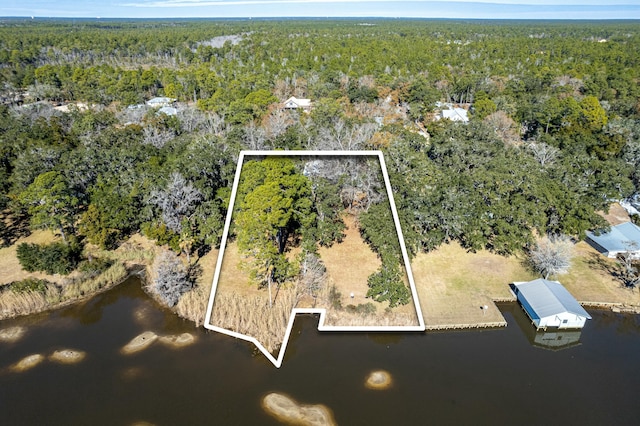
left=586, top=222, right=640, bottom=254
left=514, top=279, right=592, bottom=320
left=441, top=107, right=469, bottom=122
left=284, top=96, right=311, bottom=108
left=146, top=97, right=176, bottom=105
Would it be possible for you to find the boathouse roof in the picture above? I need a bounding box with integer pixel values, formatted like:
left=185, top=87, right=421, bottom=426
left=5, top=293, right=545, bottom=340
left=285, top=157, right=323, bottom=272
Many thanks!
left=513, top=279, right=591, bottom=320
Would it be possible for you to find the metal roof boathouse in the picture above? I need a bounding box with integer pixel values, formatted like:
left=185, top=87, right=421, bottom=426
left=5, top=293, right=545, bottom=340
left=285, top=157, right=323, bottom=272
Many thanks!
left=513, top=279, right=592, bottom=330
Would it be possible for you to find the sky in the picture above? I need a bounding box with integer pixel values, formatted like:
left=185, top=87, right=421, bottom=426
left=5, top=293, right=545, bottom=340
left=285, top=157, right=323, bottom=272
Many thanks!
left=1, top=0, right=639, bottom=20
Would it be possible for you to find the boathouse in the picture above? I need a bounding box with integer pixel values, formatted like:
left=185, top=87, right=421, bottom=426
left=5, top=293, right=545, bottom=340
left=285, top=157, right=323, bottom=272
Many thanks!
left=512, top=279, right=591, bottom=330
left=585, top=222, right=640, bottom=259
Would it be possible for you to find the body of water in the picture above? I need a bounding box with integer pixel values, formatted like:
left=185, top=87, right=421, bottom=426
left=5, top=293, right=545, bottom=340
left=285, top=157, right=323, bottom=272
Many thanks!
left=1, top=276, right=639, bottom=425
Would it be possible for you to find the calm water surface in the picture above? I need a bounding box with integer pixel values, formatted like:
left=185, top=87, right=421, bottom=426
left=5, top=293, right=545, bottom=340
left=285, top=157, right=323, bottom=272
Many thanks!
left=1, top=276, right=639, bottom=425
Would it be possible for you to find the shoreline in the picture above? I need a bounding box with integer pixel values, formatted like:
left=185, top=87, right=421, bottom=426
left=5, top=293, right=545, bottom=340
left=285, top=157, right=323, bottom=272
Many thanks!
left=0, top=265, right=145, bottom=321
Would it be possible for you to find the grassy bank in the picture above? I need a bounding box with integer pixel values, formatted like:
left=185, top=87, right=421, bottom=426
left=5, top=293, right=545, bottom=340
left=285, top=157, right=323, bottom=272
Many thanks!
left=0, top=233, right=155, bottom=320
left=412, top=240, right=640, bottom=328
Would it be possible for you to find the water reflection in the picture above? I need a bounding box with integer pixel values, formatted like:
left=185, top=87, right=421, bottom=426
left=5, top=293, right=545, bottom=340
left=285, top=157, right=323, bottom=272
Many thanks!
left=500, top=302, right=584, bottom=351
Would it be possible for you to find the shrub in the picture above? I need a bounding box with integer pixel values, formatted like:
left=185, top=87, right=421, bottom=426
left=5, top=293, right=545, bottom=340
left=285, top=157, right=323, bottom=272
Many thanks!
left=5, top=278, right=53, bottom=294
left=16, top=242, right=82, bottom=275
left=141, top=222, right=180, bottom=251
left=78, top=257, right=113, bottom=278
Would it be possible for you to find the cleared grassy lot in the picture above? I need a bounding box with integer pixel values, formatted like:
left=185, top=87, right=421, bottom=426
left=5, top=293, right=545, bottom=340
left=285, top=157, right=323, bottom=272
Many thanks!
left=412, top=239, right=640, bottom=328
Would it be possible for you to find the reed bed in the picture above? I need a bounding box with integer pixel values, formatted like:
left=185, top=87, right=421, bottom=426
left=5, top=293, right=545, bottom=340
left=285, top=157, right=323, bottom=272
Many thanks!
left=92, top=245, right=155, bottom=263
left=175, top=284, right=209, bottom=327
left=0, top=284, right=60, bottom=319
left=0, top=262, right=129, bottom=320
left=62, top=263, right=128, bottom=299
left=210, top=286, right=300, bottom=354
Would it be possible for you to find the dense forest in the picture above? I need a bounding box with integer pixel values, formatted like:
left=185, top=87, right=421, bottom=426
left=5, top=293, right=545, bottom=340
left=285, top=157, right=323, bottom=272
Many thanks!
left=0, top=18, right=639, bottom=305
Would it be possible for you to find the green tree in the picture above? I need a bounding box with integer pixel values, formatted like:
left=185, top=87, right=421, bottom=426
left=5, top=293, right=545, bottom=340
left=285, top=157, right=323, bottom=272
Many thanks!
left=366, top=263, right=409, bottom=308
left=473, top=98, right=497, bottom=120
left=579, top=95, right=608, bottom=131
left=19, top=171, right=79, bottom=242
left=235, top=158, right=314, bottom=306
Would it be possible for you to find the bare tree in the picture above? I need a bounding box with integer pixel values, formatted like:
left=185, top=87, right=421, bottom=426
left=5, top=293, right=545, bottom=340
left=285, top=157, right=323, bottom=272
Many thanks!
left=528, top=141, right=559, bottom=167
left=143, top=126, right=175, bottom=149
left=484, top=111, right=521, bottom=146
left=177, top=107, right=209, bottom=133
left=11, top=101, right=58, bottom=123
left=152, top=250, right=193, bottom=307
left=616, top=242, right=640, bottom=289
left=315, top=118, right=377, bottom=150
left=264, top=109, right=293, bottom=139
left=299, top=253, right=327, bottom=304
left=242, top=122, right=268, bottom=149
left=202, top=111, right=227, bottom=137
left=149, top=172, right=202, bottom=233
left=117, top=105, right=150, bottom=125
left=529, top=234, right=574, bottom=279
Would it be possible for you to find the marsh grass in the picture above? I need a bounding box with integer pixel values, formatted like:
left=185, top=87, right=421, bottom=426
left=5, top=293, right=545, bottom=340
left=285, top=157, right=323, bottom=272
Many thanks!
left=0, top=284, right=61, bottom=318
left=175, top=284, right=209, bottom=327
left=91, top=245, right=155, bottom=263
left=62, top=263, right=128, bottom=299
left=210, top=286, right=300, bottom=354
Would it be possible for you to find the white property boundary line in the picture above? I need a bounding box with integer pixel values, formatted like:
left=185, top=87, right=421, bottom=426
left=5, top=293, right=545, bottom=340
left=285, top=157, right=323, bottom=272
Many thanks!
left=204, top=150, right=425, bottom=368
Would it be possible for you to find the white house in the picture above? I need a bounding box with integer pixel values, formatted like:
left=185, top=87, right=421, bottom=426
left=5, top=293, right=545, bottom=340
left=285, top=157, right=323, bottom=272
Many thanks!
left=146, top=97, right=176, bottom=108
left=435, top=102, right=469, bottom=123
left=513, top=279, right=591, bottom=330
left=441, top=107, right=469, bottom=122
left=585, top=222, right=640, bottom=259
left=283, top=96, right=312, bottom=112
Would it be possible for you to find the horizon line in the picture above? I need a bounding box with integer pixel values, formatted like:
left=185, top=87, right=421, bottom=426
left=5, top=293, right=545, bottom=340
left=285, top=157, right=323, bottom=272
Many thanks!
left=2, top=15, right=640, bottom=20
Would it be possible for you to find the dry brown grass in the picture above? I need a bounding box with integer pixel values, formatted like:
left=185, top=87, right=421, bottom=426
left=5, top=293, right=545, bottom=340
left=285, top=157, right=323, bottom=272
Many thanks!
left=317, top=215, right=380, bottom=307
left=412, top=242, right=536, bottom=327
left=0, top=284, right=61, bottom=318
left=412, top=239, right=640, bottom=328
left=200, top=212, right=422, bottom=339
left=598, top=202, right=630, bottom=226
left=210, top=286, right=300, bottom=353
left=205, top=238, right=302, bottom=352
left=0, top=230, right=68, bottom=286
left=175, top=248, right=219, bottom=327
left=558, top=241, right=640, bottom=306
left=316, top=214, right=419, bottom=322
left=323, top=309, right=417, bottom=327
left=88, top=234, right=156, bottom=265
left=62, top=263, right=128, bottom=300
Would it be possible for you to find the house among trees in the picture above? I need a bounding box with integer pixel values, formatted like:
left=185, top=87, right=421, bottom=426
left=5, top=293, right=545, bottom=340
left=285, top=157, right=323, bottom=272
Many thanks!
left=283, top=96, right=312, bottom=112
left=513, top=279, right=592, bottom=330
left=434, top=102, right=469, bottom=123
left=146, top=97, right=176, bottom=108
left=585, top=222, right=640, bottom=259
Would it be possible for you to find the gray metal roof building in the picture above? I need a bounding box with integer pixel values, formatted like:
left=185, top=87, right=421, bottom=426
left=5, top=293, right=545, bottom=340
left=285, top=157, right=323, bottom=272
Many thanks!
left=586, top=222, right=640, bottom=258
left=513, top=279, right=591, bottom=330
